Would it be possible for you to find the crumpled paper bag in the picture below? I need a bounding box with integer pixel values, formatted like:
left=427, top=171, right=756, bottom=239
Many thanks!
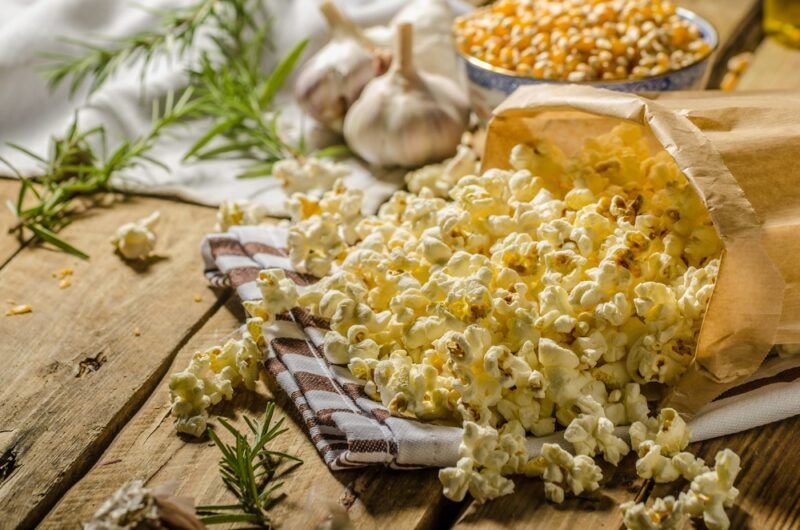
left=482, top=84, right=796, bottom=416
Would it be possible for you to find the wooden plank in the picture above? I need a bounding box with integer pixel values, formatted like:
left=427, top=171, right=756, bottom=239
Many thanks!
left=0, top=178, right=25, bottom=268
left=0, top=195, right=223, bottom=529
left=41, top=299, right=456, bottom=530
left=646, top=416, right=800, bottom=530
left=738, top=37, right=800, bottom=90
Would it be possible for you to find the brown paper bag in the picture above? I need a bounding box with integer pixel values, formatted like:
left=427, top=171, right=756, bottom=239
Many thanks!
left=482, top=85, right=796, bottom=416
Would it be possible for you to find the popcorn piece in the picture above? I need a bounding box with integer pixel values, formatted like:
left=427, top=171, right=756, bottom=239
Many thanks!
left=629, top=408, right=690, bottom=455
left=5, top=304, right=32, bottom=316
left=111, top=211, right=159, bottom=260
left=243, top=269, right=299, bottom=322
left=406, top=144, right=480, bottom=198
left=526, top=443, right=603, bottom=503
left=635, top=441, right=708, bottom=483
left=564, top=395, right=630, bottom=465
left=216, top=200, right=270, bottom=231
left=168, top=318, right=265, bottom=436
left=439, top=421, right=525, bottom=502
left=680, top=449, right=741, bottom=530
left=274, top=157, right=350, bottom=195
left=288, top=213, right=346, bottom=277
left=620, top=495, right=685, bottom=530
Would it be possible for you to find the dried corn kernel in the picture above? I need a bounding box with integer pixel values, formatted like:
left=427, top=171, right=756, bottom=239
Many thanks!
left=455, top=0, right=712, bottom=81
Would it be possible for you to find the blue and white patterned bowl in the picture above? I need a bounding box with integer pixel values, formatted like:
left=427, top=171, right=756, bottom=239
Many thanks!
left=456, top=7, right=718, bottom=120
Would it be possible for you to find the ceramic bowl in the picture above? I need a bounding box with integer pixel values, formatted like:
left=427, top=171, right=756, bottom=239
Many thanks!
left=455, top=7, right=719, bottom=119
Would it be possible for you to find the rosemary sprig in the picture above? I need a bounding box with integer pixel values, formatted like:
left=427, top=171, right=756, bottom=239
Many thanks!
left=1, top=89, right=197, bottom=258
left=40, top=0, right=253, bottom=96
left=181, top=28, right=310, bottom=178
left=197, top=403, right=302, bottom=527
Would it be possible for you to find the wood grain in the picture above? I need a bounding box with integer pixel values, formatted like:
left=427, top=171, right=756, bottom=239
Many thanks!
left=42, top=299, right=456, bottom=530
left=738, top=38, right=800, bottom=90
left=0, top=195, right=222, bottom=529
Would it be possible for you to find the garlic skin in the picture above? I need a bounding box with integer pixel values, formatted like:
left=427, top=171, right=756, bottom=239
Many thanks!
left=343, top=23, right=470, bottom=168
left=294, top=1, right=387, bottom=132
left=391, top=0, right=462, bottom=81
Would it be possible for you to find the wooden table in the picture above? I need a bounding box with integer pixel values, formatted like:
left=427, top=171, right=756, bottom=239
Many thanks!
left=2, top=1, right=800, bottom=528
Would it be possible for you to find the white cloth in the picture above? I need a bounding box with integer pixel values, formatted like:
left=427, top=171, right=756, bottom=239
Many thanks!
left=0, top=0, right=470, bottom=215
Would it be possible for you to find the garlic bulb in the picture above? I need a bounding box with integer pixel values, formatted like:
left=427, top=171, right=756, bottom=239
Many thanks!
left=343, top=23, right=470, bottom=168
left=294, top=1, right=387, bottom=132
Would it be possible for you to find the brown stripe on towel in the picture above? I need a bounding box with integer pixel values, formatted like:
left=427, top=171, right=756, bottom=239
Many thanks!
left=295, top=371, right=340, bottom=394
left=207, top=236, right=246, bottom=258
left=243, top=242, right=288, bottom=257
left=271, top=337, right=317, bottom=358
left=285, top=270, right=320, bottom=286
left=350, top=439, right=394, bottom=454
left=228, top=266, right=261, bottom=287
left=290, top=307, right=331, bottom=330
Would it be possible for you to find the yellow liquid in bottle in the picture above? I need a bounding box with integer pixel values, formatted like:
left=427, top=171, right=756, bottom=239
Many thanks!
left=764, top=0, right=800, bottom=47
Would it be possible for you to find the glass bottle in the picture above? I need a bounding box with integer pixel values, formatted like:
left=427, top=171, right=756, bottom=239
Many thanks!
left=764, top=0, right=800, bottom=47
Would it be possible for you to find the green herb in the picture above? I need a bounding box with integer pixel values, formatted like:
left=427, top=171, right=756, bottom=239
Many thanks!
left=1, top=89, right=197, bottom=258
left=197, top=403, right=302, bottom=527
left=41, top=0, right=254, bottom=96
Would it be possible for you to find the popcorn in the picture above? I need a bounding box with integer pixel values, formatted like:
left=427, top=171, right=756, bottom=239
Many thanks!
left=680, top=449, right=741, bottom=530
left=526, top=443, right=603, bottom=503
left=83, top=480, right=159, bottom=530
left=620, top=496, right=685, bottom=530
left=405, top=144, right=480, bottom=198
left=439, top=421, right=526, bottom=502
left=111, top=211, right=159, bottom=260
left=243, top=269, right=299, bottom=322
left=564, top=395, right=629, bottom=465
left=284, top=123, right=722, bottom=505
left=274, top=156, right=350, bottom=195
left=168, top=318, right=265, bottom=436
left=216, top=200, right=270, bottom=231
left=629, top=408, right=690, bottom=454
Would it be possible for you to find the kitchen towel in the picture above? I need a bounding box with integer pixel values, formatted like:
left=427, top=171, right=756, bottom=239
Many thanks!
left=201, top=224, right=800, bottom=469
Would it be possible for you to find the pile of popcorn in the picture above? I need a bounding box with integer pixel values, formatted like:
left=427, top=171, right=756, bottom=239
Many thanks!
left=176, top=123, right=741, bottom=529
left=454, top=0, right=713, bottom=81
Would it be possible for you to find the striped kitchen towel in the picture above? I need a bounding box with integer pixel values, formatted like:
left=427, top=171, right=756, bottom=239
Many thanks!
left=202, top=225, right=800, bottom=471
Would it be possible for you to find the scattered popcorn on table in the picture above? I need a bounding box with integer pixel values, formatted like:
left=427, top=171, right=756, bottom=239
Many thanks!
left=235, top=124, right=733, bottom=505
left=111, top=211, right=160, bottom=260
left=6, top=304, right=33, bottom=316
left=679, top=449, right=741, bottom=530
left=59, top=278, right=72, bottom=289
left=525, top=442, right=603, bottom=503
left=620, top=495, right=684, bottom=530
left=168, top=317, right=265, bottom=436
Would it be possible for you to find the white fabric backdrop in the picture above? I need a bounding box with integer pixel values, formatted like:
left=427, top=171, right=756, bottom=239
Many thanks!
left=0, top=0, right=470, bottom=215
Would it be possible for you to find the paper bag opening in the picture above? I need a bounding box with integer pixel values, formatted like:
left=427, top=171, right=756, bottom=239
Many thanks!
left=482, top=84, right=785, bottom=417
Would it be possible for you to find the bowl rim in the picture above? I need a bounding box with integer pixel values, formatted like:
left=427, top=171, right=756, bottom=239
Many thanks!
left=453, top=6, right=720, bottom=85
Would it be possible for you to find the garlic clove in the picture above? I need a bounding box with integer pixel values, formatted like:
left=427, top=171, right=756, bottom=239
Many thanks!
left=343, top=23, right=470, bottom=168
left=293, top=1, right=388, bottom=133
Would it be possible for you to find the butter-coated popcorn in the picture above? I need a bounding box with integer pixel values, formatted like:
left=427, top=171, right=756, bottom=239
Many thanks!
left=111, top=211, right=159, bottom=260
left=169, top=318, right=265, bottom=436
left=526, top=443, right=603, bottom=503
left=216, top=200, right=270, bottom=231
left=620, top=495, right=685, bottom=530
left=679, top=449, right=740, bottom=530
left=274, top=157, right=350, bottom=195
left=406, top=144, right=480, bottom=198
left=564, top=395, right=629, bottom=465
left=286, top=124, right=722, bottom=505
left=244, top=269, right=299, bottom=322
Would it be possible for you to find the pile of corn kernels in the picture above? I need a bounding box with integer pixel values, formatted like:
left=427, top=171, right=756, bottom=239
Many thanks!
left=455, top=0, right=713, bottom=81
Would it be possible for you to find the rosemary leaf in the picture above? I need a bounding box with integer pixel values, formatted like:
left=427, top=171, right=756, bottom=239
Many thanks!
left=200, top=403, right=302, bottom=527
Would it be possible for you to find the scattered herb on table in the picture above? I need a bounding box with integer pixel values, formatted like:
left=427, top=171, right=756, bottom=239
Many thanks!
left=1, top=90, right=196, bottom=258
left=197, top=402, right=302, bottom=527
